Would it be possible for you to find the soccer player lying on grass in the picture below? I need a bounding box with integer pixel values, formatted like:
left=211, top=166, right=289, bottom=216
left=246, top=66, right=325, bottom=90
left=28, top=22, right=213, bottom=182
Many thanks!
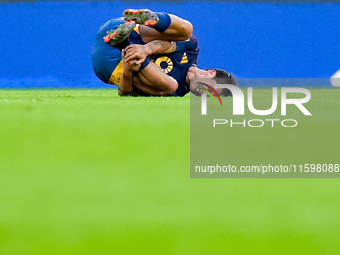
left=119, top=40, right=237, bottom=97
left=91, top=9, right=237, bottom=97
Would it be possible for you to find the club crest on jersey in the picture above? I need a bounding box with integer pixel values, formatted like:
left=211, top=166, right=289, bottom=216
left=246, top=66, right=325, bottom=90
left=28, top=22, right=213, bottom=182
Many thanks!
left=155, top=56, right=173, bottom=74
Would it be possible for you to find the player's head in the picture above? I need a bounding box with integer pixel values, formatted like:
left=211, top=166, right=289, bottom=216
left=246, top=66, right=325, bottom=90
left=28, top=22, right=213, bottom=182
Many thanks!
left=207, top=68, right=238, bottom=96
left=189, top=68, right=238, bottom=96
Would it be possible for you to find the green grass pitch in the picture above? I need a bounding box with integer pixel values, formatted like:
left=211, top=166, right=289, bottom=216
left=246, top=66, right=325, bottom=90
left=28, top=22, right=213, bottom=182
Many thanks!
left=0, top=88, right=339, bottom=254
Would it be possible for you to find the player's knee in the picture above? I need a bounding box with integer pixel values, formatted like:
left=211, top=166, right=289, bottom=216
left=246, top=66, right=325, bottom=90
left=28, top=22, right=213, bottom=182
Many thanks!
left=175, top=20, right=193, bottom=38
left=159, top=89, right=176, bottom=96
left=159, top=77, right=178, bottom=95
left=164, top=86, right=177, bottom=95
left=167, top=78, right=178, bottom=94
left=181, top=21, right=193, bottom=38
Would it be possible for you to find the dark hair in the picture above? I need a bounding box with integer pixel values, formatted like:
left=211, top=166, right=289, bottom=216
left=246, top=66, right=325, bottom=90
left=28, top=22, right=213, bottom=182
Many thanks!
left=205, top=68, right=238, bottom=97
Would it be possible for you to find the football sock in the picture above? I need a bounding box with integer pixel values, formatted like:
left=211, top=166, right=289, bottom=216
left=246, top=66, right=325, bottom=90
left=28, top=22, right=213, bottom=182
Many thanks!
left=153, top=12, right=171, bottom=33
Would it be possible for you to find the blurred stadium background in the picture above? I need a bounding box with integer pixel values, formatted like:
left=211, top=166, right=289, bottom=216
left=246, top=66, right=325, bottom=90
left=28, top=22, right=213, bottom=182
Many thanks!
left=0, top=0, right=340, bottom=88
left=1, top=1, right=340, bottom=254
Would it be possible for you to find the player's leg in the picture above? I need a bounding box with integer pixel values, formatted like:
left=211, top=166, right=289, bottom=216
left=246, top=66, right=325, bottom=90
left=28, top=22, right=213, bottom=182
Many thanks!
left=92, top=18, right=131, bottom=84
left=131, top=62, right=178, bottom=96
left=118, top=61, right=178, bottom=97
left=96, top=16, right=178, bottom=94
left=123, top=9, right=193, bottom=43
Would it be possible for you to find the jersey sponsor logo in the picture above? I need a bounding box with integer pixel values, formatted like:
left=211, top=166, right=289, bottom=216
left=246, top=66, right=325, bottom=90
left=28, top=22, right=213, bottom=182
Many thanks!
left=180, top=52, right=188, bottom=64
left=155, top=56, right=173, bottom=74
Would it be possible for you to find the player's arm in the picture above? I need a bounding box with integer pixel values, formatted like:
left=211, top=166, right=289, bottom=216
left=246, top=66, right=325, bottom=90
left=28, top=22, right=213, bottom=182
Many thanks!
left=118, top=52, right=141, bottom=95
left=118, top=70, right=134, bottom=95
left=124, top=40, right=177, bottom=64
left=119, top=51, right=178, bottom=96
left=124, top=36, right=198, bottom=64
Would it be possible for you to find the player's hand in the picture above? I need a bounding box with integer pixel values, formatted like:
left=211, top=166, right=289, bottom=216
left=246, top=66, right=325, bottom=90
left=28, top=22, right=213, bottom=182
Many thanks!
left=122, top=50, right=141, bottom=73
left=124, top=59, right=141, bottom=73
left=124, top=44, right=151, bottom=65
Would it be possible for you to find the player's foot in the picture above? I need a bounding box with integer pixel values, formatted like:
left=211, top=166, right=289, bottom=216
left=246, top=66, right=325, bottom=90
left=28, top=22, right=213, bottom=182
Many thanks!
left=103, top=22, right=136, bottom=46
left=123, top=9, right=159, bottom=26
